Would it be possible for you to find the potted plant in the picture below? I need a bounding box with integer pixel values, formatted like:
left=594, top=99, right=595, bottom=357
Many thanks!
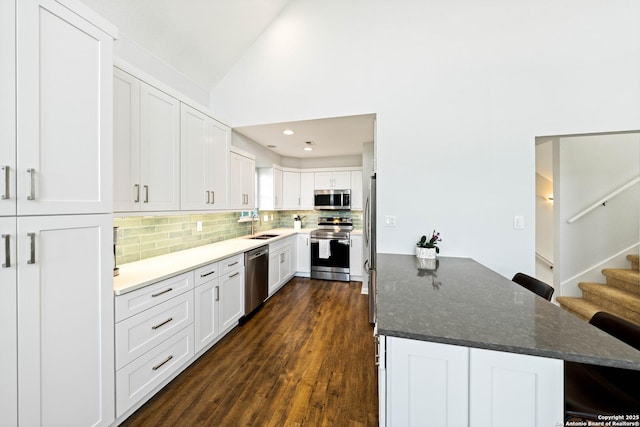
left=416, top=230, right=441, bottom=259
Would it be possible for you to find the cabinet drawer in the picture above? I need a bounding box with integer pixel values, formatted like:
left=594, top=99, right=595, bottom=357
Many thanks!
left=116, top=290, right=194, bottom=369
left=116, top=272, right=194, bottom=322
left=194, top=261, right=219, bottom=287
left=220, top=254, right=244, bottom=274
left=269, top=236, right=292, bottom=253
left=116, top=326, right=194, bottom=417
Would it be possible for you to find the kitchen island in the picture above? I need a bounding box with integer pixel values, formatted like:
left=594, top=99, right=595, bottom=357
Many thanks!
left=376, top=254, right=640, bottom=426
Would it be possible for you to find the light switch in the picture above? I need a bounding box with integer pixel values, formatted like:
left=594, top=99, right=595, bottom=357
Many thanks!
left=384, top=215, right=397, bottom=226
left=513, top=215, right=524, bottom=230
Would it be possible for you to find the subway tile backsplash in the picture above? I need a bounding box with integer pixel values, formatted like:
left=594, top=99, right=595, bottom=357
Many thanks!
left=114, top=210, right=362, bottom=265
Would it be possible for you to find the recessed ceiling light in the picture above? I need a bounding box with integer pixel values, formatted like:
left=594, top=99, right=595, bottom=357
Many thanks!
left=303, top=141, right=313, bottom=151
left=282, top=129, right=294, bottom=136
left=303, top=147, right=313, bottom=151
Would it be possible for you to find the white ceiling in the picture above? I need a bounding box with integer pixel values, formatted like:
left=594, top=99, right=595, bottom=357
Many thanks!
left=78, top=0, right=374, bottom=159
left=235, top=114, right=376, bottom=159
left=78, top=0, right=292, bottom=91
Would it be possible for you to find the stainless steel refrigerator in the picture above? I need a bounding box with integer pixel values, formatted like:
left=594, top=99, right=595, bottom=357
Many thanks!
left=364, top=174, right=376, bottom=324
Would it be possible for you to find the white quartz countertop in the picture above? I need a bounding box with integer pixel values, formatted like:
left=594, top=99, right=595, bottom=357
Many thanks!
left=113, top=228, right=316, bottom=295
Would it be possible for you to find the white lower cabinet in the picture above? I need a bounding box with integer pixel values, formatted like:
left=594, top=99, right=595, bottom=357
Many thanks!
left=296, top=233, right=311, bottom=276
left=219, top=263, right=245, bottom=332
left=383, top=336, right=564, bottom=427
left=349, top=234, right=363, bottom=280
left=115, top=273, right=195, bottom=417
left=269, top=237, right=295, bottom=295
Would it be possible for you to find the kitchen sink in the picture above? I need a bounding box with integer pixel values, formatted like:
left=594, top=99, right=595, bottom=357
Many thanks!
left=246, top=234, right=280, bottom=240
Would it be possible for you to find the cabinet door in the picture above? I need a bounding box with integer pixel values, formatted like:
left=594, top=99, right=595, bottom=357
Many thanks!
left=469, top=348, right=564, bottom=427
left=139, top=82, right=180, bottom=211
left=296, top=234, right=311, bottom=274
left=314, top=172, right=333, bottom=189
left=282, top=171, right=301, bottom=209
left=229, top=152, right=244, bottom=209
left=113, top=68, right=141, bottom=212
left=208, top=119, right=229, bottom=209
left=387, top=337, right=469, bottom=427
left=194, top=279, right=220, bottom=353
left=242, top=156, right=256, bottom=209
left=350, top=171, right=363, bottom=210
left=180, top=104, right=210, bottom=211
left=268, top=250, right=281, bottom=294
left=333, top=171, right=351, bottom=189
left=350, top=235, right=363, bottom=277
left=17, top=0, right=113, bottom=215
left=219, top=268, right=244, bottom=332
left=281, top=246, right=292, bottom=282
left=300, top=172, right=315, bottom=209
left=17, top=214, right=114, bottom=427
left=0, top=0, right=16, bottom=217
left=274, top=167, right=283, bottom=209
left=0, top=217, right=17, bottom=426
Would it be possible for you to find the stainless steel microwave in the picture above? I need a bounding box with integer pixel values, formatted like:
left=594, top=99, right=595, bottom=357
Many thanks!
left=314, top=189, right=351, bottom=210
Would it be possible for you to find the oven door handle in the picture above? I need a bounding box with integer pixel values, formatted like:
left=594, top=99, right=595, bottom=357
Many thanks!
left=310, top=238, right=319, bottom=244
left=338, top=239, right=350, bottom=245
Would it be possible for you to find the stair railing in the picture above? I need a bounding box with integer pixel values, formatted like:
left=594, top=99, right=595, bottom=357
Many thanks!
left=535, top=252, right=554, bottom=270
left=567, top=176, right=640, bottom=224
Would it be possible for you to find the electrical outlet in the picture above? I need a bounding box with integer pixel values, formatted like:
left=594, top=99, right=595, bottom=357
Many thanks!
left=263, top=215, right=269, bottom=222
left=384, top=215, right=397, bottom=226
left=514, top=215, right=524, bottom=230
left=271, top=214, right=274, bottom=220
left=196, top=221, right=202, bottom=232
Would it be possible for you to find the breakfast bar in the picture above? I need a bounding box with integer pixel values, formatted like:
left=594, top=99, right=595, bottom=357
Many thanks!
left=375, top=255, right=640, bottom=426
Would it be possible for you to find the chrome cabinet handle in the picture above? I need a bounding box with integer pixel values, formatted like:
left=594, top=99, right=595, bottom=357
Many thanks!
left=151, top=317, right=173, bottom=330
left=298, top=197, right=300, bottom=206
left=151, top=287, right=173, bottom=298
left=374, top=335, right=380, bottom=366
left=215, top=285, right=219, bottom=301
left=2, top=234, right=9, bottom=268
left=200, top=269, right=216, bottom=278
left=134, top=184, right=140, bottom=203
left=280, top=253, right=285, bottom=263
left=27, top=232, right=35, bottom=264
left=26, top=168, right=35, bottom=200
left=350, top=239, right=353, bottom=247
left=143, top=185, right=149, bottom=203
left=306, top=238, right=309, bottom=246
left=210, top=190, right=214, bottom=204
left=229, top=272, right=240, bottom=278
left=2, top=166, right=9, bottom=200
left=227, top=261, right=239, bottom=267
left=152, top=355, right=173, bottom=371
left=206, top=190, right=210, bottom=204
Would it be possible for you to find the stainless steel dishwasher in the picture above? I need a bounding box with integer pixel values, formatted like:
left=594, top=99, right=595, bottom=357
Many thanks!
left=244, top=245, right=269, bottom=317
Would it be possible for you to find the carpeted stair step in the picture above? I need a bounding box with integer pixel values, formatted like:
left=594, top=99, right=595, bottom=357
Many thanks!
left=578, top=282, right=640, bottom=325
left=627, top=254, right=639, bottom=271
left=556, top=296, right=603, bottom=322
left=601, top=268, right=640, bottom=296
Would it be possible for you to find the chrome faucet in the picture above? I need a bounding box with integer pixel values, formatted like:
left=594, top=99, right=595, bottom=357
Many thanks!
left=250, top=210, right=259, bottom=236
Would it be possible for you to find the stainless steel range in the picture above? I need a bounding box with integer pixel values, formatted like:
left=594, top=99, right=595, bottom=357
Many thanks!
left=310, top=217, right=353, bottom=282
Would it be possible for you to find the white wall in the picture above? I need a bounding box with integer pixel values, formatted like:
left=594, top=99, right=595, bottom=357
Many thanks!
left=557, top=133, right=640, bottom=284
left=210, top=0, right=640, bottom=278
left=281, top=155, right=362, bottom=169
left=232, top=132, right=282, bottom=168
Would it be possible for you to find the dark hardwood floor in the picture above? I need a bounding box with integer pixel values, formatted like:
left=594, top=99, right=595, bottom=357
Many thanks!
left=120, top=278, right=378, bottom=427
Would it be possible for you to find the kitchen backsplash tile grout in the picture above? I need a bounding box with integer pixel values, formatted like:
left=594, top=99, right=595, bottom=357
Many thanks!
left=114, top=210, right=362, bottom=265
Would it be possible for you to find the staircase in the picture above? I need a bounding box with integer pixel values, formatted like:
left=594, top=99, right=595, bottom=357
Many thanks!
left=557, top=254, right=640, bottom=326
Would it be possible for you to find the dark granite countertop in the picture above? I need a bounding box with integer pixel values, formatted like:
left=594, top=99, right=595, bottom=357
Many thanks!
left=376, top=254, right=640, bottom=370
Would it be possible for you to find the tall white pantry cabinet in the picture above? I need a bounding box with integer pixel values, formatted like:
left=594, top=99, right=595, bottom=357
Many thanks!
left=0, top=1, right=116, bottom=426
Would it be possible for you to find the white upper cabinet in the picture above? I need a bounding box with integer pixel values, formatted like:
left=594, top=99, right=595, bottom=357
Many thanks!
left=0, top=0, right=15, bottom=217
left=114, top=68, right=180, bottom=212
left=350, top=171, right=363, bottom=210
left=0, top=216, right=17, bottom=426
left=229, top=149, right=255, bottom=210
left=314, top=171, right=351, bottom=190
left=282, top=170, right=314, bottom=210
left=258, top=165, right=283, bottom=210
left=180, top=104, right=229, bottom=211
left=16, top=0, right=114, bottom=216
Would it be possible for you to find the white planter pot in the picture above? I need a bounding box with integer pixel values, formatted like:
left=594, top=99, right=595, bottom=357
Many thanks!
left=416, top=247, right=437, bottom=259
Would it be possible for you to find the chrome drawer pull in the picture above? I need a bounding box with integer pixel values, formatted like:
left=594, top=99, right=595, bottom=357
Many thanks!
left=151, top=287, right=173, bottom=298
left=2, top=166, right=9, bottom=200
left=2, top=234, right=9, bottom=268
left=200, top=270, right=216, bottom=278
left=211, top=190, right=215, bottom=204
left=134, top=184, right=140, bottom=203
left=143, top=185, right=149, bottom=203
left=151, top=317, right=173, bottom=330
left=152, top=355, right=173, bottom=371
left=229, top=272, right=240, bottom=278
left=206, top=190, right=210, bottom=204
left=27, top=233, right=35, bottom=264
left=227, top=261, right=239, bottom=267
left=26, top=168, right=35, bottom=200
left=215, top=285, right=219, bottom=302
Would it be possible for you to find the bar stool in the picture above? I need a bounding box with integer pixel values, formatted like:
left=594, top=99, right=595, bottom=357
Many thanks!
left=511, top=273, right=554, bottom=301
left=565, top=312, right=640, bottom=420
